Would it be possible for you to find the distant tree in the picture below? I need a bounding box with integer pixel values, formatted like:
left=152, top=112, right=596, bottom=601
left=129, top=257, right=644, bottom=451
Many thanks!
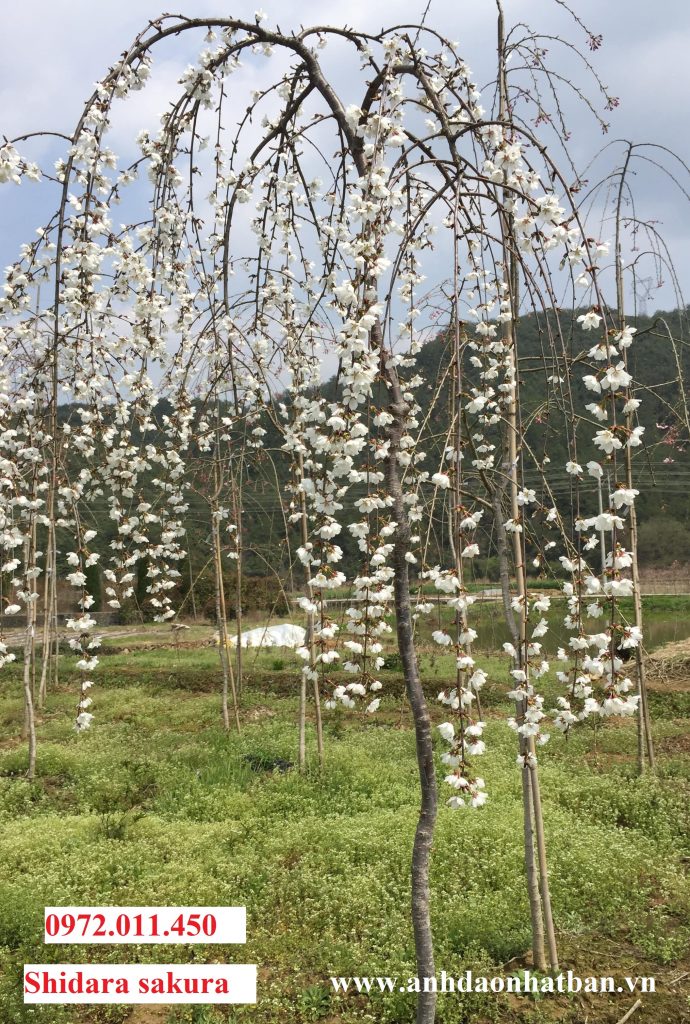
left=638, top=516, right=690, bottom=566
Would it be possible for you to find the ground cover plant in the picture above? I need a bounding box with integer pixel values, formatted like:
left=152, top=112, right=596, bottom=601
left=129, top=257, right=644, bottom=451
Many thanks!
left=0, top=607, right=689, bottom=1024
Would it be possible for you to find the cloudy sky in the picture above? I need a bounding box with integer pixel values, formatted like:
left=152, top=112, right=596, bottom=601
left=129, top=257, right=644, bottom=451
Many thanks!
left=2, top=0, right=689, bottom=310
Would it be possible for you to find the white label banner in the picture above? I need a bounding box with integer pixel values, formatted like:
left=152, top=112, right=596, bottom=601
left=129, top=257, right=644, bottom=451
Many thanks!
left=24, top=964, right=257, bottom=1004
left=44, top=906, right=246, bottom=944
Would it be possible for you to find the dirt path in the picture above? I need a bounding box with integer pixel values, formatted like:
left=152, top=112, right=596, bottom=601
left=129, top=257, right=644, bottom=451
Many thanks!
left=125, top=1008, right=169, bottom=1024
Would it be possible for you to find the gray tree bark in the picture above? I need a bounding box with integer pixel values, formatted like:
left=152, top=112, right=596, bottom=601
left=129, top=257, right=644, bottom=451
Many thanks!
left=387, top=394, right=438, bottom=1024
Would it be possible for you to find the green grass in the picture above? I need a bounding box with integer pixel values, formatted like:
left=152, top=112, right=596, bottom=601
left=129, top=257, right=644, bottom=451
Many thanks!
left=0, top=623, right=689, bottom=1023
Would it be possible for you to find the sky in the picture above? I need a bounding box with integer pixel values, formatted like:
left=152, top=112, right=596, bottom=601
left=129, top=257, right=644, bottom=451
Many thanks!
left=1, top=0, right=689, bottom=311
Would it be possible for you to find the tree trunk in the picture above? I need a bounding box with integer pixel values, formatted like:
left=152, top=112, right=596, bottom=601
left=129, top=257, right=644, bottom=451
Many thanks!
left=212, top=518, right=240, bottom=734
left=233, top=467, right=244, bottom=699
left=297, top=457, right=312, bottom=771
left=38, top=526, right=54, bottom=709
left=615, top=143, right=655, bottom=773
left=506, top=382, right=559, bottom=973
left=626, top=458, right=655, bottom=771
left=23, top=518, right=38, bottom=779
left=23, top=641, right=37, bottom=780
left=529, top=765, right=558, bottom=971
left=298, top=671, right=307, bottom=770
left=492, top=486, right=518, bottom=642
left=295, top=450, right=325, bottom=771
left=493, top=26, right=559, bottom=950
left=494, top=474, right=548, bottom=971
left=387, top=397, right=438, bottom=1024
left=521, top=764, right=545, bottom=970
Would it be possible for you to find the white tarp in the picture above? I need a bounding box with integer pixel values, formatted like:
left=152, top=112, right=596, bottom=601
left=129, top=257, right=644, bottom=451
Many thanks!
left=227, top=624, right=306, bottom=649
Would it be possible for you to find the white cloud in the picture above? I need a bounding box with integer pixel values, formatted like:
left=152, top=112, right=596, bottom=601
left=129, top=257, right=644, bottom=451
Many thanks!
left=0, top=0, right=688, bottom=303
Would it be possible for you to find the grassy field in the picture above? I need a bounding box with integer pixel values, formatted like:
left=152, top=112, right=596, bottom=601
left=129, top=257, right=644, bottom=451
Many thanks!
left=0, top=601, right=689, bottom=1023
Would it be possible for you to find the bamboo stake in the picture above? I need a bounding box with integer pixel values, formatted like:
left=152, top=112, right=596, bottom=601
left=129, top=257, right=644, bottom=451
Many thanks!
left=614, top=148, right=655, bottom=771
left=497, top=0, right=557, bottom=973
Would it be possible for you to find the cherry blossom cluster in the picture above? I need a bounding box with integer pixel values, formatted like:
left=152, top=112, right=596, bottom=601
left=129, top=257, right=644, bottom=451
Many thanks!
left=552, top=316, right=643, bottom=732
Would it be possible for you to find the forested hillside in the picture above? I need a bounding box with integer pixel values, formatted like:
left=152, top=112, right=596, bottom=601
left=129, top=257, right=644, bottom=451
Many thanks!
left=45, top=307, right=690, bottom=617
left=417, top=307, right=690, bottom=542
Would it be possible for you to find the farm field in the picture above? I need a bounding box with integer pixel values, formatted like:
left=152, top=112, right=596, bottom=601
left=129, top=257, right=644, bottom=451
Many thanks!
left=0, top=598, right=689, bottom=1024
